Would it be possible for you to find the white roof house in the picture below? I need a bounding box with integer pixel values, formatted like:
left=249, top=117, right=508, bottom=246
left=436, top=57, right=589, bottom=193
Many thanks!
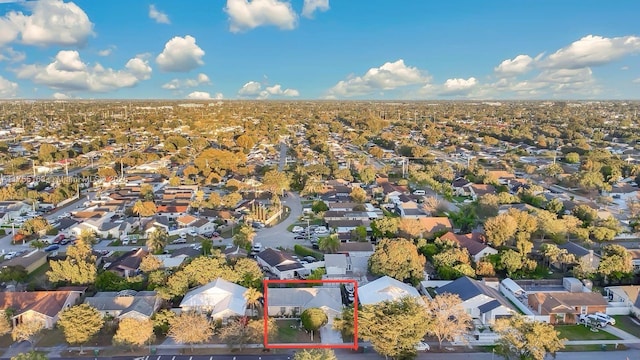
left=358, top=276, right=424, bottom=305
left=324, top=254, right=351, bottom=276
left=179, top=278, right=248, bottom=319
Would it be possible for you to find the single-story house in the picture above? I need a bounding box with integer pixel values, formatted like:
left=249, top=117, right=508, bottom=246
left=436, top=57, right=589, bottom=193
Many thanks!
left=559, top=242, right=600, bottom=271
left=105, top=248, right=149, bottom=277
left=435, top=276, right=515, bottom=325
left=267, top=287, right=342, bottom=318
left=438, top=232, right=498, bottom=262
left=179, top=278, right=248, bottom=320
left=417, top=217, right=454, bottom=237
left=84, top=290, right=162, bottom=321
left=0, top=290, right=84, bottom=329
left=1, top=250, right=48, bottom=274
left=358, top=276, right=424, bottom=306
left=256, top=248, right=305, bottom=280
left=223, top=245, right=248, bottom=260
left=527, top=292, right=608, bottom=324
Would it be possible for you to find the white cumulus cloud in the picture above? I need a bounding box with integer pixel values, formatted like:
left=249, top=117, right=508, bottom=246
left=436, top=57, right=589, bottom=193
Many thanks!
left=0, top=0, right=94, bottom=47
left=156, top=35, right=205, bottom=72
left=187, top=91, right=213, bottom=99
left=543, top=35, right=640, bottom=69
left=98, top=46, right=115, bottom=57
left=238, top=81, right=298, bottom=99
left=52, top=92, right=71, bottom=100
left=0, top=76, right=18, bottom=98
left=494, top=54, right=534, bottom=76
left=441, top=77, right=478, bottom=95
left=15, top=50, right=152, bottom=92
left=149, top=4, right=170, bottom=24
left=302, top=0, right=329, bottom=18
left=162, top=73, right=211, bottom=90
left=225, top=0, right=297, bottom=33
left=328, top=59, right=428, bottom=97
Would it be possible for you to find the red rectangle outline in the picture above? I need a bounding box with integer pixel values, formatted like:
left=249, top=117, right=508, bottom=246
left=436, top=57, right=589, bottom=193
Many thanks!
left=263, top=278, right=359, bottom=350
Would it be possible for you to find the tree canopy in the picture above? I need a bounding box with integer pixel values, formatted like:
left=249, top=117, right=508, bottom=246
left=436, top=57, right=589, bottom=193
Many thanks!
left=494, top=315, right=565, bottom=360
left=368, top=238, right=425, bottom=285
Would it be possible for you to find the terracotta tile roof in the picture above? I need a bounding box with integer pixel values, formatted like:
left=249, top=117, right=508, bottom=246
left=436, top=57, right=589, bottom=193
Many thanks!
left=417, top=217, right=453, bottom=233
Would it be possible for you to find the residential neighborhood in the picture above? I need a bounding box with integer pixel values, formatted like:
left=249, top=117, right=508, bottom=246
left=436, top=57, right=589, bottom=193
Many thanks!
left=0, top=100, right=639, bottom=360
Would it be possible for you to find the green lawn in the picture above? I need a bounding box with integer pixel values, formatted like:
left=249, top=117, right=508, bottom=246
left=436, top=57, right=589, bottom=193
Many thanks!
left=562, top=344, right=627, bottom=352
left=555, top=325, right=620, bottom=341
left=36, top=328, right=66, bottom=347
left=612, top=315, right=640, bottom=338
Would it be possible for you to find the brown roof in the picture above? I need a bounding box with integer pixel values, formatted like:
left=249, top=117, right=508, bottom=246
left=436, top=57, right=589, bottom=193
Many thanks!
left=176, top=215, right=197, bottom=225
left=0, top=291, right=77, bottom=317
left=530, top=292, right=607, bottom=315
left=470, top=184, right=497, bottom=196
left=439, top=232, right=489, bottom=256
left=417, top=217, right=453, bottom=233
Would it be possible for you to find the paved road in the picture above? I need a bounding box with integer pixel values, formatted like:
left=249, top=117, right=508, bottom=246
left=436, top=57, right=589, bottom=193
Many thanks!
left=278, top=142, right=287, bottom=172
left=253, top=191, right=306, bottom=250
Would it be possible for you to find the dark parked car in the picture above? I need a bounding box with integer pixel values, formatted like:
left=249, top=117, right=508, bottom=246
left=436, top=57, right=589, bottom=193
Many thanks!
left=44, top=244, right=60, bottom=252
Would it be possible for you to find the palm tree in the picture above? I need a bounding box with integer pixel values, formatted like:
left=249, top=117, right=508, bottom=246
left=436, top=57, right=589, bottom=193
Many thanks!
left=243, top=288, right=262, bottom=317
left=146, top=228, right=168, bottom=254
left=318, top=234, right=340, bottom=254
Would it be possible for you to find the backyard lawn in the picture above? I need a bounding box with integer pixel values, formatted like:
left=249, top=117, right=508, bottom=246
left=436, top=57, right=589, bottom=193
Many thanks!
left=274, top=319, right=321, bottom=344
left=555, top=325, right=620, bottom=341
left=612, top=315, right=640, bottom=338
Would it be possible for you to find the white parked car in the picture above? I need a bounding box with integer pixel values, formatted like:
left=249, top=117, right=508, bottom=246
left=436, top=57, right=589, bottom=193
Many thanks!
left=593, top=312, right=616, bottom=326
left=415, top=341, right=430, bottom=352
left=292, top=226, right=304, bottom=233
left=188, top=229, right=197, bottom=236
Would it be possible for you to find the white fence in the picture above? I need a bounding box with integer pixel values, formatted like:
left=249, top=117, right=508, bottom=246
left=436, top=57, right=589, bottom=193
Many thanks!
left=606, top=303, right=631, bottom=316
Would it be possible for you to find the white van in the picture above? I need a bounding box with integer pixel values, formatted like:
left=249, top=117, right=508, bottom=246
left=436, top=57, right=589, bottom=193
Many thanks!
left=413, top=190, right=426, bottom=196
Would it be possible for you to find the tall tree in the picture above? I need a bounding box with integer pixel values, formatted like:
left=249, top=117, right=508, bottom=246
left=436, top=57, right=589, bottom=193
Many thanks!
left=218, top=316, right=270, bottom=350
left=483, top=213, right=517, bottom=247
left=424, top=293, right=472, bottom=348
left=244, top=288, right=263, bottom=317
left=358, top=296, right=430, bottom=360
left=318, top=234, right=340, bottom=253
left=113, top=318, right=155, bottom=351
left=57, top=304, right=104, bottom=354
left=132, top=200, right=157, bottom=218
left=233, top=224, right=256, bottom=249
left=168, top=312, right=214, bottom=350
left=293, top=349, right=337, bottom=360
left=261, top=170, right=290, bottom=195
left=494, top=315, right=565, bottom=360
left=371, top=217, right=399, bottom=238
left=0, top=311, right=10, bottom=337
left=349, top=186, right=367, bottom=203
left=301, top=308, right=328, bottom=341
left=598, top=244, right=633, bottom=283
left=146, top=228, right=169, bottom=254
left=47, top=233, right=97, bottom=285
left=368, top=238, right=425, bottom=285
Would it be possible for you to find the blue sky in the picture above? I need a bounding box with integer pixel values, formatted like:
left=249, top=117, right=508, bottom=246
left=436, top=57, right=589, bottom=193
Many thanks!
left=0, top=0, right=639, bottom=100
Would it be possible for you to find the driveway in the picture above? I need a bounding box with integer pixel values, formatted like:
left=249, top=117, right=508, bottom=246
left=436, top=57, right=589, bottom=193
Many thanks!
left=602, top=324, right=639, bottom=340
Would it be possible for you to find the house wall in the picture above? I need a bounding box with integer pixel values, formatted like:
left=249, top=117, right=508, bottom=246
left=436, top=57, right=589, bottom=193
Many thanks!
left=483, top=306, right=514, bottom=324
left=15, top=311, right=54, bottom=329
left=463, top=295, right=494, bottom=318
left=474, top=247, right=498, bottom=263
left=268, top=305, right=302, bottom=317
left=326, top=266, right=346, bottom=276
left=24, top=255, right=47, bottom=274
left=195, top=222, right=215, bottom=234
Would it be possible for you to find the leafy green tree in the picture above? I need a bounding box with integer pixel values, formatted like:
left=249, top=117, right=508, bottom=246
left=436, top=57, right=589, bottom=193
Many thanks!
left=424, top=293, right=472, bottom=348
left=500, top=249, right=524, bottom=277
left=311, top=200, right=329, bottom=213
left=318, top=234, right=340, bottom=253
left=219, top=316, right=259, bottom=350
left=11, top=352, right=48, bottom=360
left=484, top=213, right=517, bottom=247
left=139, top=254, right=163, bottom=273
left=146, top=228, right=169, bottom=254
left=598, top=244, right=633, bottom=283
left=545, top=198, right=564, bottom=215
left=132, top=200, right=157, bottom=218
left=358, top=296, right=430, bottom=360
left=168, top=312, right=214, bottom=350
left=368, top=238, right=425, bottom=285
left=572, top=204, right=598, bottom=226
left=351, top=225, right=367, bottom=242
left=0, top=266, right=27, bottom=283
left=349, top=186, right=367, bottom=203
left=301, top=308, right=328, bottom=341
left=0, top=310, right=11, bottom=336
left=233, top=224, right=256, bottom=249
left=371, top=217, right=399, bottom=238
left=261, top=170, right=290, bottom=195
left=47, top=235, right=97, bottom=285
left=494, top=315, right=565, bottom=360
left=57, top=304, right=104, bottom=353
left=244, top=288, right=263, bottom=316
left=152, top=309, right=176, bottom=336
left=113, top=318, right=154, bottom=351
left=565, top=152, right=580, bottom=164
left=293, top=349, right=337, bottom=360
left=358, top=167, right=376, bottom=184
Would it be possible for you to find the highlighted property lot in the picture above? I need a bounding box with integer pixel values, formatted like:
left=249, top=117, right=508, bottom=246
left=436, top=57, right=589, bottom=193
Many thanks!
left=263, top=278, right=359, bottom=350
